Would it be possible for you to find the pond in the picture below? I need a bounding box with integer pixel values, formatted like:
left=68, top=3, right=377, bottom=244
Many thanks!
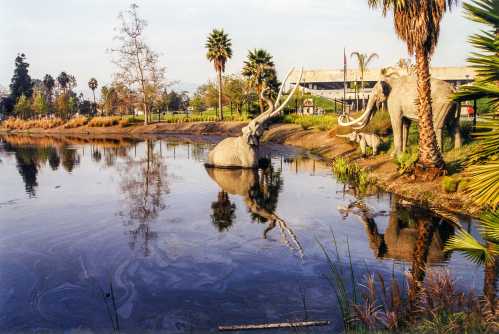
left=0, top=134, right=482, bottom=333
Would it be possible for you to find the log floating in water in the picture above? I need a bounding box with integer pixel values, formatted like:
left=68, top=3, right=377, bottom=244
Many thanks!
left=218, top=320, right=330, bottom=331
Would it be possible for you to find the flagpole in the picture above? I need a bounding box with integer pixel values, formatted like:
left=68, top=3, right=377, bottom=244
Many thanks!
left=343, top=48, right=347, bottom=115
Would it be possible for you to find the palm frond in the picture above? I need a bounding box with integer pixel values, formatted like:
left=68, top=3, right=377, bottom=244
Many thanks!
left=444, top=230, right=495, bottom=265
left=480, top=210, right=499, bottom=243
left=465, top=161, right=499, bottom=209
left=463, top=0, right=499, bottom=26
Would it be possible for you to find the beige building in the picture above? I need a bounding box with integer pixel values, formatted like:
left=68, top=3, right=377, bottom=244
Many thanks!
left=289, top=66, right=475, bottom=104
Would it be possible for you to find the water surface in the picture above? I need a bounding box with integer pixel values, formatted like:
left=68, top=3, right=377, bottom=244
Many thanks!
left=0, top=134, right=481, bottom=333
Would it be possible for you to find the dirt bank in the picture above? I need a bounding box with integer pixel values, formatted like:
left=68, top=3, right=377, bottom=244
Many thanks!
left=0, top=121, right=475, bottom=218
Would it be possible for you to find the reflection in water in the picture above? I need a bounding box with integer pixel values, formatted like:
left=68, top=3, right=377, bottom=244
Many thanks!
left=206, top=166, right=304, bottom=257
left=118, top=140, right=168, bottom=256
left=343, top=196, right=454, bottom=264
left=211, top=191, right=236, bottom=232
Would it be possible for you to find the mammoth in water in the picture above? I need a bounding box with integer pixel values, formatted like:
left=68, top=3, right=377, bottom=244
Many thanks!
left=338, top=76, right=462, bottom=156
left=206, top=67, right=303, bottom=168
left=205, top=167, right=303, bottom=257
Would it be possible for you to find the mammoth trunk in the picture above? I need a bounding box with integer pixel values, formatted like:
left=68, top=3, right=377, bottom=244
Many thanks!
left=415, top=48, right=445, bottom=170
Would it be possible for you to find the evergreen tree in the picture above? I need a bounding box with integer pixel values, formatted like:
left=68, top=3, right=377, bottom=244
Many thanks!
left=9, top=53, right=33, bottom=102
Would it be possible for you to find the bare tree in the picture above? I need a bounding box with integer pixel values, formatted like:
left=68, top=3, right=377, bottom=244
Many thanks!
left=111, top=3, right=165, bottom=125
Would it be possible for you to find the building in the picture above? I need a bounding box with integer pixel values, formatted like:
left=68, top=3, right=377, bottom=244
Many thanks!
left=289, top=66, right=475, bottom=107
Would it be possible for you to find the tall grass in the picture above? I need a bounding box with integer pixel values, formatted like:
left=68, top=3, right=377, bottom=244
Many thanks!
left=319, top=233, right=494, bottom=333
left=87, top=116, right=121, bottom=127
left=332, top=157, right=376, bottom=193
left=281, top=114, right=338, bottom=130
left=2, top=117, right=65, bottom=130
left=63, top=116, right=88, bottom=128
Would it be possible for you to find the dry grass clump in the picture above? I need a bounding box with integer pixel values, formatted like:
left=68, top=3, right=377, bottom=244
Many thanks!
left=118, top=118, right=130, bottom=127
left=2, top=118, right=64, bottom=130
left=64, top=116, right=88, bottom=128
left=87, top=116, right=120, bottom=127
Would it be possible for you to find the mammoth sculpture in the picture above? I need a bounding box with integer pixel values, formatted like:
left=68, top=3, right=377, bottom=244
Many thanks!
left=206, top=67, right=303, bottom=168
left=205, top=167, right=303, bottom=257
left=336, top=131, right=382, bottom=156
left=338, top=76, right=462, bottom=156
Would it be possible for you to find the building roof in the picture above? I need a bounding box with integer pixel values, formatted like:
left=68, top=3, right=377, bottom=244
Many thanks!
left=289, top=66, right=475, bottom=83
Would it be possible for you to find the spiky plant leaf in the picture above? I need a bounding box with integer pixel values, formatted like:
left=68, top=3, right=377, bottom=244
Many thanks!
left=444, top=230, right=495, bottom=265
left=480, top=210, right=499, bottom=243
left=465, top=161, right=499, bottom=209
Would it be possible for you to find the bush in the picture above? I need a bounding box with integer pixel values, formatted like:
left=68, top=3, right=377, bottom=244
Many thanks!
left=119, top=118, right=130, bottom=127
left=281, top=114, right=338, bottom=130
left=442, top=176, right=461, bottom=193
left=87, top=116, right=120, bottom=127
left=2, top=117, right=64, bottom=130
left=64, top=116, right=88, bottom=128
left=395, top=150, right=418, bottom=174
left=332, top=157, right=375, bottom=192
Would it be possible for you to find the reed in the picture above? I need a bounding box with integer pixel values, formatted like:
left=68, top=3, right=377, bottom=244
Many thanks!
left=2, top=117, right=64, bottom=130
left=87, top=116, right=120, bottom=127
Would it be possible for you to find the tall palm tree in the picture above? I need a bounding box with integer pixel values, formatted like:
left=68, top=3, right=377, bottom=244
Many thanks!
left=42, top=74, right=55, bottom=104
left=57, top=71, right=70, bottom=95
left=368, top=0, right=457, bottom=173
left=445, top=0, right=499, bottom=317
left=350, top=52, right=378, bottom=109
left=88, top=78, right=98, bottom=114
left=242, top=49, right=277, bottom=114
left=205, top=29, right=232, bottom=120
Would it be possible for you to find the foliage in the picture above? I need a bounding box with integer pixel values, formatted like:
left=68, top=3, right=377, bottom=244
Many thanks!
left=223, top=75, right=248, bottom=114
left=189, top=94, right=206, bottom=112
left=111, top=3, right=165, bottom=125
left=13, top=95, right=32, bottom=119
left=242, top=49, right=279, bottom=113
left=2, top=117, right=64, bottom=130
left=42, top=74, right=55, bottom=102
left=332, top=157, right=375, bottom=192
left=441, top=176, right=460, bottom=193
left=32, top=92, right=49, bottom=115
left=395, top=150, right=418, bottom=175
left=118, top=118, right=130, bottom=127
left=205, top=28, right=232, bottom=119
left=64, top=116, right=88, bottom=128
left=281, top=114, right=338, bottom=130
left=9, top=53, right=33, bottom=101
left=87, top=116, right=121, bottom=127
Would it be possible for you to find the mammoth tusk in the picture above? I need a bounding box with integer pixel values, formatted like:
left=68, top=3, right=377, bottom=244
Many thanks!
left=337, top=107, right=371, bottom=127
left=336, top=133, right=351, bottom=138
left=275, top=67, right=296, bottom=108
left=274, top=67, right=303, bottom=115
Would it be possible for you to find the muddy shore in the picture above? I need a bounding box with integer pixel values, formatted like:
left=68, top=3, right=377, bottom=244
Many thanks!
left=0, top=121, right=476, bottom=218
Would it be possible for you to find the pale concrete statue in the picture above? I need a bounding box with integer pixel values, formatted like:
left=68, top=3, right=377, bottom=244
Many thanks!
left=337, top=131, right=382, bottom=156
left=206, top=67, right=303, bottom=168
left=338, top=76, right=461, bottom=156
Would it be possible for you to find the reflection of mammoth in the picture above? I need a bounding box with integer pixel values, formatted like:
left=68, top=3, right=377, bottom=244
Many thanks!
left=206, top=167, right=303, bottom=256
left=346, top=198, right=454, bottom=264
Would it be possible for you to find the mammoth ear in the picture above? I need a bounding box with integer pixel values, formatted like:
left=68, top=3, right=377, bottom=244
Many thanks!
left=379, top=81, right=391, bottom=99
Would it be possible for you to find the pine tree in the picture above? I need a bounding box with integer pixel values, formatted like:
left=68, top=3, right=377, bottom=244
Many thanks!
left=9, top=53, right=33, bottom=102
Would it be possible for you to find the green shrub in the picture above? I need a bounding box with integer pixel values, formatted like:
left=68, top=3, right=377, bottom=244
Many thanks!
left=442, top=176, right=461, bottom=193
left=281, top=114, right=338, bottom=130
left=395, top=150, right=418, bottom=174
left=332, top=157, right=375, bottom=192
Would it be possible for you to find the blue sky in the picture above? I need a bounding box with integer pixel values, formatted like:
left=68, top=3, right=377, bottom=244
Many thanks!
left=1, top=0, right=480, bottom=97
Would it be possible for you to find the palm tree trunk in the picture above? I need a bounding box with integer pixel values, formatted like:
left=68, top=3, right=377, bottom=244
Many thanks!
left=483, top=243, right=497, bottom=317
left=415, top=47, right=445, bottom=172
left=218, top=70, right=223, bottom=121
left=92, top=90, right=96, bottom=114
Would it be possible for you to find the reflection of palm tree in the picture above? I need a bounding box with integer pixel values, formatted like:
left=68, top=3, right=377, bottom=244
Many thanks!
left=206, top=167, right=303, bottom=257
left=61, top=147, right=80, bottom=172
left=119, top=140, right=168, bottom=256
left=249, top=166, right=283, bottom=223
left=211, top=191, right=236, bottom=232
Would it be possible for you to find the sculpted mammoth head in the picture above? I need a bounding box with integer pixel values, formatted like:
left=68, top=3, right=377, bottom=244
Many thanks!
left=338, top=80, right=391, bottom=129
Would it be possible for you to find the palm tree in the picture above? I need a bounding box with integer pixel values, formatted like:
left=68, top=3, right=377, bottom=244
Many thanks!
left=205, top=29, right=232, bottom=120
left=445, top=0, right=498, bottom=316
left=57, top=72, right=70, bottom=95
left=242, top=49, right=278, bottom=114
left=88, top=78, right=98, bottom=114
left=350, top=52, right=378, bottom=109
left=42, top=74, right=55, bottom=105
left=368, top=0, right=457, bottom=173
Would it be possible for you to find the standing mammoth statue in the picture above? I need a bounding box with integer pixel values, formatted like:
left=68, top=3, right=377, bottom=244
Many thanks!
left=338, top=76, right=462, bottom=156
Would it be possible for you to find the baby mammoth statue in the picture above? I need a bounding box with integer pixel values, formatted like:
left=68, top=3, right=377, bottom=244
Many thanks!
left=337, top=131, right=382, bottom=156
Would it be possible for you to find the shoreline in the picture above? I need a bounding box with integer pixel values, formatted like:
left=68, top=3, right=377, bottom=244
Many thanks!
left=0, top=121, right=477, bottom=218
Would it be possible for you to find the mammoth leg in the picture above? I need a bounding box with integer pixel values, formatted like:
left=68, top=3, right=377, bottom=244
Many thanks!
left=360, top=138, right=367, bottom=156
left=453, top=107, right=462, bottom=149
left=392, top=117, right=403, bottom=157
left=435, top=128, right=443, bottom=152
left=402, top=118, right=411, bottom=153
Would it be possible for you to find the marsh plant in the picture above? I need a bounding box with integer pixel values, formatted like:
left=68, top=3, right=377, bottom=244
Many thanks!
left=332, top=157, right=376, bottom=193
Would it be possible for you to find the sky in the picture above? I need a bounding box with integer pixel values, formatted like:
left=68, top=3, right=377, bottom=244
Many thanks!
left=0, top=0, right=481, bottom=98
